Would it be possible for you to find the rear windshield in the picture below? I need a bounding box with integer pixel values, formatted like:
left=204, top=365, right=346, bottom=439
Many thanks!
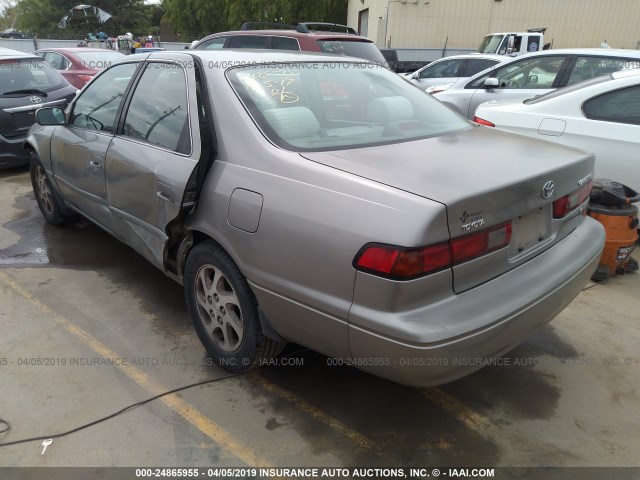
left=73, top=51, right=125, bottom=70
left=227, top=61, right=469, bottom=152
left=0, top=58, right=68, bottom=96
left=316, top=40, right=387, bottom=66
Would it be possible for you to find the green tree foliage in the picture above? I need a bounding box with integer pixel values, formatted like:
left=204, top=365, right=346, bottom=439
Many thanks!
left=163, top=0, right=348, bottom=39
left=14, top=0, right=163, bottom=38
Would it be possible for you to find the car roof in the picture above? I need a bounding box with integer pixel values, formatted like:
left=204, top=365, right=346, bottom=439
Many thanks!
left=37, top=47, right=120, bottom=53
left=196, top=28, right=374, bottom=43
left=0, top=47, right=40, bottom=59
left=433, top=53, right=507, bottom=62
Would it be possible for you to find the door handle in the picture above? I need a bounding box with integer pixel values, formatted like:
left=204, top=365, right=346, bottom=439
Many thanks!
left=156, top=182, right=175, bottom=203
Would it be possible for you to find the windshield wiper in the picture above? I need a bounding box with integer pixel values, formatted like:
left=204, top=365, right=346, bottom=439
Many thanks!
left=2, top=89, right=48, bottom=96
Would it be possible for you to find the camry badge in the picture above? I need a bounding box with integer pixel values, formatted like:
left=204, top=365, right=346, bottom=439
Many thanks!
left=30, top=96, right=42, bottom=104
left=542, top=181, right=555, bottom=199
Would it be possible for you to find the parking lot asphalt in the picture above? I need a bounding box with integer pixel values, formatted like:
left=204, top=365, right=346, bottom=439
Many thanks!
left=1, top=165, right=639, bottom=469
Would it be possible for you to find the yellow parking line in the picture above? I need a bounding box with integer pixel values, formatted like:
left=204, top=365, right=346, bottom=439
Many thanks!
left=420, top=388, right=491, bottom=431
left=248, top=373, right=379, bottom=453
left=0, top=270, right=276, bottom=469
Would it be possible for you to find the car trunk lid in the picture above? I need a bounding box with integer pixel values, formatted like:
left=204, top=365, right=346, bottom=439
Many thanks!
left=300, top=126, right=595, bottom=292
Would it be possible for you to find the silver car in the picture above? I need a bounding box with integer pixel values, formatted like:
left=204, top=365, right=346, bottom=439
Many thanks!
left=433, top=48, right=640, bottom=118
left=26, top=50, right=605, bottom=386
left=404, top=53, right=507, bottom=90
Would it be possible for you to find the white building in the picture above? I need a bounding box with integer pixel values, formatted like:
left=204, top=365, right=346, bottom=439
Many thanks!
left=348, top=0, right=640, bottom=61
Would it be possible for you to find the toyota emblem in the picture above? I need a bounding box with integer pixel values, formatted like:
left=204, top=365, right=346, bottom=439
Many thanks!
left=542, top=181, right=555, bottom=199
left=30, top=96, right=42, bottom=104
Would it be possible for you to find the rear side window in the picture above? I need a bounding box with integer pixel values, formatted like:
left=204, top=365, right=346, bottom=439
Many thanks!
left=583, top=85, right=640, bottom=125
left=70, top=62, right=138, bottom=132
left=316, top=40, right=387, bottom=66
left=270, top=36, right=300, bottom=51
left=197, top=37, right=227, bottom=50
left=419, top=59, right=465, bottom=79
left=567, top=57, right=635, bottom=86
left=227, top=36, right=268, bottom=49
left=43, top=52, right=70, bottom=70
left=122, top=63, right=191, bottom=154
left=464, top=58, right=499, bottom=76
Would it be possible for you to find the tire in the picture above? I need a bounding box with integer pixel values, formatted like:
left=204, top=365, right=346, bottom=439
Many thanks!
left=29, top=153, right=75, bottom=226
left=184, top=240, right=285, bottom=373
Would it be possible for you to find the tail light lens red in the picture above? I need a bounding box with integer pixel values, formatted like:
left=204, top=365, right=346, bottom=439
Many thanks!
left=473, top=116, right=495, bottom=127
left=354, top=222, right=512, bottom=280
left=553, top=181, right=592, bottom=218
left=77, top=74, right=94, bottom=85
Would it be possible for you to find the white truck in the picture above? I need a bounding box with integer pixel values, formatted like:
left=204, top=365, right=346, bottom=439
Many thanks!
left=478, top=28, right=548, bottom=56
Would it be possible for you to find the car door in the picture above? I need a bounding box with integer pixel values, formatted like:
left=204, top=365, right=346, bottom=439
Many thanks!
left=465, top=54, right=570, bottom=118
left=564, top=85, right=640, bottom=190
left=104, top=56, right=202, bottom=270
left=51, top=61, right=140, bottom=228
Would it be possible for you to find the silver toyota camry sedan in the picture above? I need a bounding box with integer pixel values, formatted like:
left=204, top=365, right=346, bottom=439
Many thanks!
left=25, top=50, right=605, bottom=386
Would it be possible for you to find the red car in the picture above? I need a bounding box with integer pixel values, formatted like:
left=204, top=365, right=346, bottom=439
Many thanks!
left=36, top=48, right=125, bottom=89
left=192, top=22, right=388, bottom=67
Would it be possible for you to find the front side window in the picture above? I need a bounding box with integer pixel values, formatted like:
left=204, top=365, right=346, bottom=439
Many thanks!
left=122, top=62, right=191, bottom=154
left=464, top=58, right=500, bottom=76
left=583, top=85, right=640, bottom=125
left=228, top=61, right=469, bottom=152
left=469, top=55, right=567, bottom=89
left=70, top=62, right=138, bottom=132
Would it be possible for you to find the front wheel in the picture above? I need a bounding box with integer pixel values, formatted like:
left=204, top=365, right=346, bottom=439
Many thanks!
left=30, top=154, right=75, bottom=226
left=184, top=240, right=285, bottom=372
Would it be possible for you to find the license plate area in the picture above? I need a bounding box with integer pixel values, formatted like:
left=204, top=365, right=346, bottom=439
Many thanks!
left=509, top=208, right=549, bottom=258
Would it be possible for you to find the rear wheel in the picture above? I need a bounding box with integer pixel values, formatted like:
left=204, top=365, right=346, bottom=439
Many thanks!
left=184, top=240, right=285, bottom=372
left=30, top=154, right=75, bottom=226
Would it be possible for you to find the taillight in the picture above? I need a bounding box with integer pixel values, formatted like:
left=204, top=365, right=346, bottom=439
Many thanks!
left=473, top=116, right=495, bottom=127
left=354, top=222, right=512, bottom=280
left=77, top=74, right=94, bottom=84
left=553, top=181, right=592, bottom=218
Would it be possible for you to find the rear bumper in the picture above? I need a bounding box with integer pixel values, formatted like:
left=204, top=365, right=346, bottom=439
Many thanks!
left=0, top=136, right=30, bottom=169
left=348, top=217, right=605, bottom=386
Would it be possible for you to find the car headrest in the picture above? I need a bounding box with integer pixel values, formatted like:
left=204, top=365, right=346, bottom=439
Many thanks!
left=263, top=107, right=319, bottom=140
left=367, top=96, right=415, bottom=123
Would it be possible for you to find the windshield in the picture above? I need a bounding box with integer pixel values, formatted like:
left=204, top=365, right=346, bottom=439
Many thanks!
left=0, top=58, right=67, bottom=95
left=478, top=35, right=504, bottom=54
left=227, top=61, right=469, bottom=152
left=74, top=51, right=125, bottom=70
left=316, top=40, right=387, bottom=66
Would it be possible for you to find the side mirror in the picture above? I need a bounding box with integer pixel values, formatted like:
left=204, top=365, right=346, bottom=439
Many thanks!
left=483, top=77, right=499, bottom=89
left=36, top=107, right=66, bottom=126
left=528, top=74, right=538, bottom=84
left=411, top=73, right=419, bottom=80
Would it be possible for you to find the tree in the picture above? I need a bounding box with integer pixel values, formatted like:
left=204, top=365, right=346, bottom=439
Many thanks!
left=15, top=0, right=160, bottom=38
left=162, top=0, right=348, bottom=39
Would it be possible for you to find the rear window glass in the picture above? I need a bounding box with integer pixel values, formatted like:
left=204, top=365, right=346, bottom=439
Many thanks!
left=316, top=40, right=387, bottom=66
left=228, top=61, right=469, bottom=152
left=73, top=51, right=125, bottom=70
left=1, top=58, right=67, bottom=96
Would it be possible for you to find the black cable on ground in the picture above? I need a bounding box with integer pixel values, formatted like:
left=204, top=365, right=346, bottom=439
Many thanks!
left=0, top=373, right=239, bottom=447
